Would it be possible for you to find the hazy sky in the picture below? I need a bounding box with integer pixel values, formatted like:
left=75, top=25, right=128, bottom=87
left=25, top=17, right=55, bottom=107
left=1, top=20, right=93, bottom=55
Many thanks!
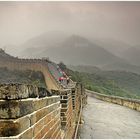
left=0, top=1, right=140, bottom=47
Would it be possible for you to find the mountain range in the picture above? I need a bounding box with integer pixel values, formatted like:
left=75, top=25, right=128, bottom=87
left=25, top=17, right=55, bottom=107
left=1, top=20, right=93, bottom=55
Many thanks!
left=121, top=46, right=140, bottom=66
left=66, top=65, right=140, bottom=99
left=5, top=31, right=140, bottom=74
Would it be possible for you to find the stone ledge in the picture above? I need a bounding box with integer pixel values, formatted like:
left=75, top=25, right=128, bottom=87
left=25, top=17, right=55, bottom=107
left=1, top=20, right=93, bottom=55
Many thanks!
left=51, top=89, right=72, bottom=96
left=0, top=84, right=52, bottom=100
left=0, top=103, right=60, bottom=137
left=0, top=84, right=38, bottom=100
left=0, top=96, right=60, bottom=119
left=86, top=89, right=140, bottom=111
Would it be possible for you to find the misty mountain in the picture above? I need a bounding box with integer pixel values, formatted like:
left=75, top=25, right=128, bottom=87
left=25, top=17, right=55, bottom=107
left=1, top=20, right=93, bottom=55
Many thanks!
left=67, top=64, right=140, bottom=99
left=22, top=31, right=69, bottom=48
left=68, top=65, right=100, bottom=74
left=102, top=61, right=140, bottom=75
left=19, top=31, right=140, bottom=74
left=21, top=34, right=126, bottom=67
left=92, top=38, right=132, bottom=57
left=68, top=64, right=140, bottom=76
left=120, top=46, right=140, bottom=66
left=19, top=31, right=70, bottom=58
left=67, top=53, right=140, bottom=75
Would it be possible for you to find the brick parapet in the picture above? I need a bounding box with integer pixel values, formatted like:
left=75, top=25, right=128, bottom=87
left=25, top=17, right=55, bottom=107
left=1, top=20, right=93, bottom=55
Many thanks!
left=0, top=83, right=61, bottom=138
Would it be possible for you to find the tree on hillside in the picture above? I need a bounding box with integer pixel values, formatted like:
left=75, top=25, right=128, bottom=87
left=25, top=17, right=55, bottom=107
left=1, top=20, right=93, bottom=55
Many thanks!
left=58, top=61, right=67, bottom=71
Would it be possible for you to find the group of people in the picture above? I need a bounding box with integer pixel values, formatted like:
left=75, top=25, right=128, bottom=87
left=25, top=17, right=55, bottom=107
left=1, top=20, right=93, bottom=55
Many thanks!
left=58, top=71, right=70, bottom=85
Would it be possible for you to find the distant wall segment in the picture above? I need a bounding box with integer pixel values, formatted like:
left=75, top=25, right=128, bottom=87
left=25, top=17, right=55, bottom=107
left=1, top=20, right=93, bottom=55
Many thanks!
left=0, top=58, right=61, bottom=91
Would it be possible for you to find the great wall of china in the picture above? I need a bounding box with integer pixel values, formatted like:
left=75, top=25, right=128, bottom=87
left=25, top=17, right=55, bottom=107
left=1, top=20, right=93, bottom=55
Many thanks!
left=0, top=49, right=87, bottom=139
left=1, top=49, right=140, bottom=139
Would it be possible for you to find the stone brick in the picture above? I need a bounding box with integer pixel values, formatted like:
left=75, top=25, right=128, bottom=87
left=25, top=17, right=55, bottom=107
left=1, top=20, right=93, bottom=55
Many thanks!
left=18, top=100, right=34, bottom=117
left=44, top=113, right=52, bottom=125
left=0, top=121, right=19, bottom=137
left=34, top=131, right=42, bottom=139
left=0, top=84, right=38, bottom=100
left=0, top=116, right=31, bottom=137
left=61, top=108, right=67, bottom=112
left=47, top=102, right=60, bottom=114
left=33, top=98, right=46, bottom=111
left=52, top=129, right=59, bottom=139
left=18, top=127, right=33, bottom=139
left=29, top=102, right=60, bottom=126
left=40, top=125, right=50, bottom=137
left=0, top=97, right=60, bottom=119
left=36, top=107, right=48, bottom=122
left=54, top=108, right=60, bottom=116
left=55, top=130, right=61, bottom=139
left=42, top=120, right=55, bottom=139
left=29, top=113, right=37, bottom=126
left=15, top=115, right=30, bottom=134
left=33, top=118, right=44, bottom=137
left=33, top=96, right=60, bottom=111
left=51, top=121, right=61, bottom=138
left=0, top=100, right=20, bottom=119
left=43, top=130, right=52, bottom=139
left=47, top=119, right=54, bottom=130
left=0, top=99, right=36, bottom=119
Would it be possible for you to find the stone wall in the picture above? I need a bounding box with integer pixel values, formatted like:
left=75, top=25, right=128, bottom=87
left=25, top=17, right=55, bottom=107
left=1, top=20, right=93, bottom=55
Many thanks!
left=51, top=83, right=87, bottom=139
left=0, top=55, right=87, bottom=139
left=0, top=84, right=61, bottom=139
left=86, top=89, right=140, bottom=112
left=0, top=58, right=62, bottom=91
left=0, top=83, right=87, bottom=139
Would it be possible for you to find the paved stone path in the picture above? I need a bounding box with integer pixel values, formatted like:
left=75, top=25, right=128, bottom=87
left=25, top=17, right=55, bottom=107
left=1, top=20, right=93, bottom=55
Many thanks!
left=80, top=95, right=140, bottom=139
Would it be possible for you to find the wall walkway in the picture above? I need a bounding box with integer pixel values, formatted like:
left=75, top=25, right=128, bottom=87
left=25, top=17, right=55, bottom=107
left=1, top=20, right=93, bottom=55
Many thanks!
left=80, top=95, right=140, bottom=139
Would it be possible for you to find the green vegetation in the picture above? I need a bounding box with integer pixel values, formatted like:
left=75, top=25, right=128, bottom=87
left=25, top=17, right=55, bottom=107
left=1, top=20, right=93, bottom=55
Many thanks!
left=0, top=67, right=46, bottom=88
left=60, top=63, right=140, bottom=100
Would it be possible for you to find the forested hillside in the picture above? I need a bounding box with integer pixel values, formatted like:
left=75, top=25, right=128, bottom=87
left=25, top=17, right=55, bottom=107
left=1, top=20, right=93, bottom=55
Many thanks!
left=60, top=63, right=140, bottom=99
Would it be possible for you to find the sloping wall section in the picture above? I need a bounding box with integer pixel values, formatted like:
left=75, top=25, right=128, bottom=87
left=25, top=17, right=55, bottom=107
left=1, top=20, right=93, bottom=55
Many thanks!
left=0, top=58, right=61, bottom=91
